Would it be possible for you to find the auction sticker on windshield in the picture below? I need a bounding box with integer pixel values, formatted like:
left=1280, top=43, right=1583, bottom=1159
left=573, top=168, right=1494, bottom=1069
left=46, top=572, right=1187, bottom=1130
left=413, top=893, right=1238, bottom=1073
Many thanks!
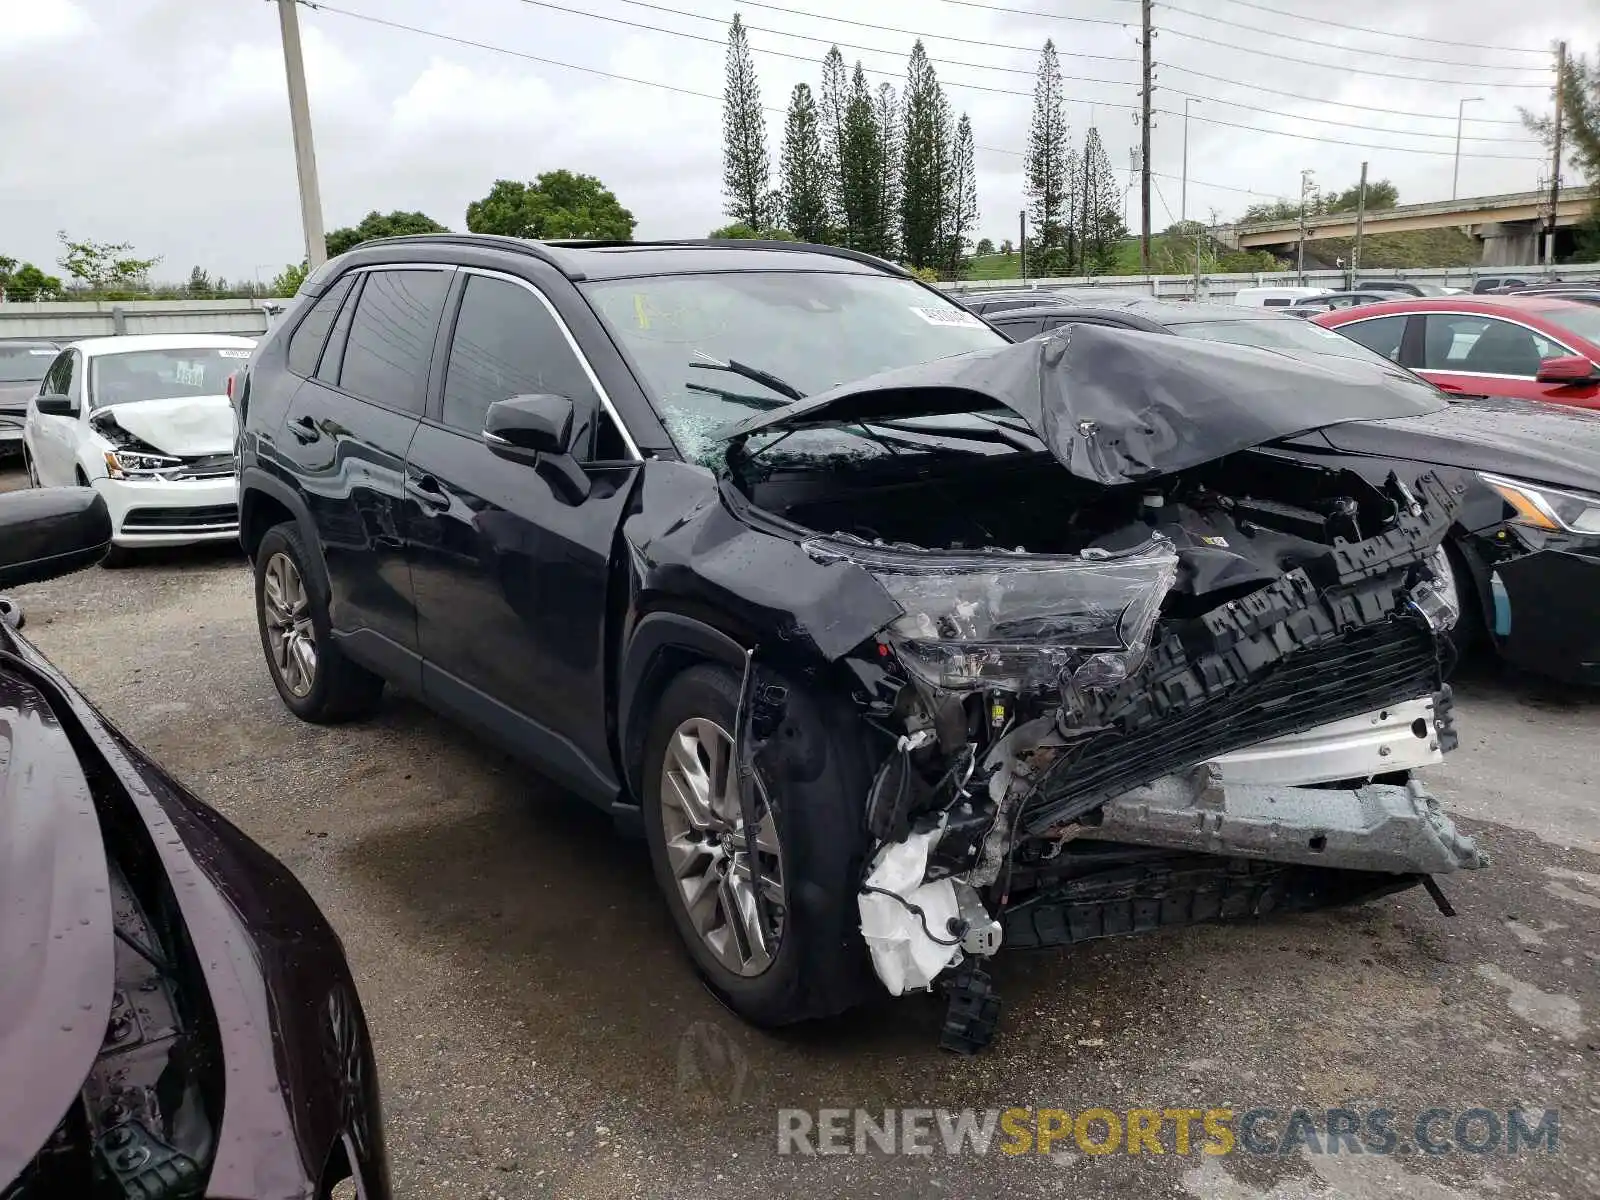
left=911, top=306, right=985, bottom=328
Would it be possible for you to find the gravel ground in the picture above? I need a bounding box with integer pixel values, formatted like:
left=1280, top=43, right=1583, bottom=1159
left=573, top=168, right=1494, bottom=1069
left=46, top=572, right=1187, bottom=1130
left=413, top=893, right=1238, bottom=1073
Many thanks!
left=4, top=465, right=1598, bottom=1199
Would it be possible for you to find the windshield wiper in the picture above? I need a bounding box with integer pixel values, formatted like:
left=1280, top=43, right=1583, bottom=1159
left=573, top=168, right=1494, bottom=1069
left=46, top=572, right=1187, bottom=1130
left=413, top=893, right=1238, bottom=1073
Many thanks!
left=684, top=381, right=792, bottom=409
left=689, top=354, right=806, bottom=402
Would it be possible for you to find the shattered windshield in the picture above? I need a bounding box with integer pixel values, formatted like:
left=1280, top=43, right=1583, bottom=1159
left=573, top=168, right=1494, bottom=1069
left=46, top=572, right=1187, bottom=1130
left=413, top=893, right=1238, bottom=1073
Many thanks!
left=582, top=270, right=1008, bottom=466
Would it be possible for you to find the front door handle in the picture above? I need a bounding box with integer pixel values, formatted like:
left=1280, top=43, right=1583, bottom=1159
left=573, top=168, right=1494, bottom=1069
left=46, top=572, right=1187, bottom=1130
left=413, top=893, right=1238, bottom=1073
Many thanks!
left=289, top=415, right=320, bottom=443
left=405, top=474, right=450, bottom=512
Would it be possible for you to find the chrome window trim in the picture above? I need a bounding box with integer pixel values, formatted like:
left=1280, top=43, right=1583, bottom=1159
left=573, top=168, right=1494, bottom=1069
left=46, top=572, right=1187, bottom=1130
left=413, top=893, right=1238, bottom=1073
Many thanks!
left=1334, top=309, right=1587, bottom=379
left=454, top=266, right=642, bottom=461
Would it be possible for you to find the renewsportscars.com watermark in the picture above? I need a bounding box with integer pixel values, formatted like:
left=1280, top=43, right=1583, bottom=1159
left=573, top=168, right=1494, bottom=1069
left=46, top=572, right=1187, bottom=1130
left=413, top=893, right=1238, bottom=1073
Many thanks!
left=778, top=1107, right=1560, bottom=1157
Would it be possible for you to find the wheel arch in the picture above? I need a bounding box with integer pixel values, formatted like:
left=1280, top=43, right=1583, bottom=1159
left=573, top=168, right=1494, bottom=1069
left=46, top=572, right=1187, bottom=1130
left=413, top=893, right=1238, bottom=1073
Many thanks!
left=239, top=467, right=331, bottom=592
left=617, top=610, right=751, bottom=803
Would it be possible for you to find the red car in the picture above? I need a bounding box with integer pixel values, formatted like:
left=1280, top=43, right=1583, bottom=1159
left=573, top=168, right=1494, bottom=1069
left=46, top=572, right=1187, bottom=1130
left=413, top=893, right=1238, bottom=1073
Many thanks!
left=1314, top=295, right=1600, bottom=410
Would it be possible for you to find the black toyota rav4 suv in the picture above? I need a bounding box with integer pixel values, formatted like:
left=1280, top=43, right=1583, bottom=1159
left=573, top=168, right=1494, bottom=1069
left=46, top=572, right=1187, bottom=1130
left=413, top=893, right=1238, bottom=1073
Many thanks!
left=235, top=235, right=1483, bottom=1050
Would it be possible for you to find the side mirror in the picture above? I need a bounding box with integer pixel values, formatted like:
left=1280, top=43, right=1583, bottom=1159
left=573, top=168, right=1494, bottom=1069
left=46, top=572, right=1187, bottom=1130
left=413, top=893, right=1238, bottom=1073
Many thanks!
left=1535, top=354, right=1599, bottom=384
left=35, top=394, right=78, bottom=418
left=0, top=488, right=112, bottom=589
left=482, top=393, right=592, bottom=504
left=483, top=393, right=576, bottom=463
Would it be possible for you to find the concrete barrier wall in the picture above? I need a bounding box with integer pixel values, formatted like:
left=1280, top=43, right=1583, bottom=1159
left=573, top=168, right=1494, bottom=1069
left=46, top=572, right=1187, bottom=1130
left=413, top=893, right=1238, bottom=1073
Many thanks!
left=0, top=298, right=279, bottom=342
left=3, top=259, right=1597, bottom=342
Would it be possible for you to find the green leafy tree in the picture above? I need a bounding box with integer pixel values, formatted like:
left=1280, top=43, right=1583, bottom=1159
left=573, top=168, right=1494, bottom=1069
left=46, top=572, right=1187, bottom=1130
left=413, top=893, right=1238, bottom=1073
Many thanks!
left=465, top=172, right=636, bottom=239
left=708, top=223, right=796, bottom=240
left=0, top=261, right=64, bottom=301
left=1026, top=41, right=1075, bottom=275
left=1325, top=179, right=1399, bottom=213
left=721, top=15, right=772, bottom=231
left=974, top=238, right=995, bottom=256
left=840, top=65, right=888, bottom=256
left=270, top=262, right=310, bottom=297
left=873, top=83, right=903, bottom=262
left=780, top=83, right=830, bottom=243
left=943, top=113, right=979, bottom=276
left=1523, top=49, right=1599, bottom=260
left=999, top=238, right=1014, bottom=255
left=818, top=46, right=851, bottom=236
left=186, top=265, right=213, bottom=297
left=900, top=41, right=951, bottom=270
left=56, top=232, right=160, bottom=292
left=324, top=210, right=448, bottom=257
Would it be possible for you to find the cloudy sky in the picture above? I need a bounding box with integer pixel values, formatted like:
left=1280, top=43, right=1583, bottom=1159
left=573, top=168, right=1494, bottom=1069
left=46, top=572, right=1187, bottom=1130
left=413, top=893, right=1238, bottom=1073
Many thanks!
left=2, top=0, right=1592, bottom=281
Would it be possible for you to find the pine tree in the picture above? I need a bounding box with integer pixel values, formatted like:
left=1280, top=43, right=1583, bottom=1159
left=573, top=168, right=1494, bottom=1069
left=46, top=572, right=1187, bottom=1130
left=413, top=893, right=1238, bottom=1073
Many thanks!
left=818, top=46, right=851, bottom=238
left=900, top=41, right=949, bottom=270
left=1080, top=127, right=1125, bottom=274
left=873, top=83, right=903, bottom=262
left=943, top=113, right=979, bottom=277
left=839, top=65, right=886, bottom=255
left=1026, top=40, right=1073, bottom=275
left=721, top=15, right=771, bottom=230
left=780, top=83, right=830, bottom=243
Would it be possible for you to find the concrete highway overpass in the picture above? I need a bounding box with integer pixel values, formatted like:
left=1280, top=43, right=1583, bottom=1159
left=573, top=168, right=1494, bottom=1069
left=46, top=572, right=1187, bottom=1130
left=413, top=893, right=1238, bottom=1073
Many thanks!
left=1221, top=188, right=1596, bottom=265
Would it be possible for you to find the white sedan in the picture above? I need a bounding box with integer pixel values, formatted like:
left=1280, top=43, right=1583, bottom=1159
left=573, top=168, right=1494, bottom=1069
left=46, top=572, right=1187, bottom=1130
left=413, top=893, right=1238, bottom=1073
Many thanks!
left=22, top=334, right=254, bottom=558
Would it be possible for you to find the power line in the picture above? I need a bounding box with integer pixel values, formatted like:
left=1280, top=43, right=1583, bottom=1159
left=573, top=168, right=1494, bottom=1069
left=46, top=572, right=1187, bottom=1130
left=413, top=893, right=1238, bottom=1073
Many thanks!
left=519, top=0, right=1138, bottom=84
left=921, top=0, right=1133, bottom=29
left=1160, top=62, right=1528, bottom=125
left=1158, top=24, right=1554, bottom=88
left=1205, top=0, right=1551, bottom=56
left=582, top=0, right=1535, bottom=144
left=618, top=0, right=1141, bottom=66
left=1160, top=0, right=1553, bottom=72
left=297, top=2, right=1283, bottom=202
left=1163, top=108, right=1544, bottom=161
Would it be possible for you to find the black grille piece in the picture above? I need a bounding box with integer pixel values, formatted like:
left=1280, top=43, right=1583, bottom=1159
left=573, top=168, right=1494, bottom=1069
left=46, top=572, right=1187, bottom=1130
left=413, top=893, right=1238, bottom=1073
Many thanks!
left=1025, top=615, right=1441, bottom=833
left=174, top=454, right=234, bottom=479
left=121, top=504, right=238, bottom=530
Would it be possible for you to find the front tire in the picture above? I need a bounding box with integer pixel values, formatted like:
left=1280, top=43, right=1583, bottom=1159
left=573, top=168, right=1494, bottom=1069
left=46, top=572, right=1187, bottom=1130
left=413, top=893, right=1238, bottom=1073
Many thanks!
left=641, top=663, right=875, bottom=1026
left=254, top=521, right=383, bottom=722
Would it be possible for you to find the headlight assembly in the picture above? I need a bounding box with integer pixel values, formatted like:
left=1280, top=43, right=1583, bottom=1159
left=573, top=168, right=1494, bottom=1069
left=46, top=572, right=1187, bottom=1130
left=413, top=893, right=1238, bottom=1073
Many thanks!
left=806, top=536, right=1179, bottom=693
left=1481, top=473, right=1600, bottom=536
left=104, top=449, right=183, bottom=479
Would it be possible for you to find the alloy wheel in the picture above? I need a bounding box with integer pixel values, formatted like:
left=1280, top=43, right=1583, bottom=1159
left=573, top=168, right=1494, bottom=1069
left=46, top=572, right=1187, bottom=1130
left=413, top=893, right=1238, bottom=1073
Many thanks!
left=658, top=716, right=786, bottom=977
left=263, top=552, right=317, bottom=697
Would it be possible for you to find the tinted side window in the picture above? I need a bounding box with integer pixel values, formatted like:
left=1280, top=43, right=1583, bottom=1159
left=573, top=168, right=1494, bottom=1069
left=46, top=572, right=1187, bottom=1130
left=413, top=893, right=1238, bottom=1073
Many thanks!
left=1419, top=314, right=1563, bottom=376
left=1339, top=315, right=1407, bottom=362
left=994, top=317, right=1044, bottom=341
left=286, top=275, right=355, bottom=377
left=442, top=275, right=599, bottom=435
left=337, top=269, right=451, bottom=413
left=41, top=351, right=74, bottom=396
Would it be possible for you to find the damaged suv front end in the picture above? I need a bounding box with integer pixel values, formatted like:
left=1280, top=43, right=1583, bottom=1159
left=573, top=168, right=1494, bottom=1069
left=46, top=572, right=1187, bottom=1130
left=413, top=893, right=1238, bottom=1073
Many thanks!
left=701, top=322, right=1486, bottom=1049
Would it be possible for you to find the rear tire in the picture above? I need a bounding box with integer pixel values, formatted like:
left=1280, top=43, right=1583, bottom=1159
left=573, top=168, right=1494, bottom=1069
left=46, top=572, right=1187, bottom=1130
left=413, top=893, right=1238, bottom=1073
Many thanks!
left=254, top=521, right=383, bottom=722
left=641, top=663, right=876, bottom=1027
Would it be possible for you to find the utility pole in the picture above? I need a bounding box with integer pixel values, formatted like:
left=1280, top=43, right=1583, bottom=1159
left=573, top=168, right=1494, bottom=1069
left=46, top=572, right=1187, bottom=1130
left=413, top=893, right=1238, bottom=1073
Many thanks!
left=1296, top=168, right=1314, bottom=284
left=1181, top=98, right=1199, bottom=224
left=1139, top=0, right=1154, bottom=272
left=1019, top=210, right=1028, bottom=283
left=1452, top=97, right=1482, bottom=201
left=1352, top=161, right=1368, bottom=285
left=1546, top=41, right=1566, bottom=265
left=277, top=0, right=327, bottom=269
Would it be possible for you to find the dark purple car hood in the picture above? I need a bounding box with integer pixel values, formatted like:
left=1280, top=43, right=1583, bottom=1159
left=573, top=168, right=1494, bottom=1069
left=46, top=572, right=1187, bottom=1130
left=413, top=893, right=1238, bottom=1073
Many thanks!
left=1320, top=392, right=1600, bottom=494
left=0, top=670, right=115, bottom=1182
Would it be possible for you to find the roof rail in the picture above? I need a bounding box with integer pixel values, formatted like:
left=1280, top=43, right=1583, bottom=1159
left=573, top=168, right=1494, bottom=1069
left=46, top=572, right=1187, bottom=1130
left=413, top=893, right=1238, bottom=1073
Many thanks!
left=342, top=233, right=909, bottom=281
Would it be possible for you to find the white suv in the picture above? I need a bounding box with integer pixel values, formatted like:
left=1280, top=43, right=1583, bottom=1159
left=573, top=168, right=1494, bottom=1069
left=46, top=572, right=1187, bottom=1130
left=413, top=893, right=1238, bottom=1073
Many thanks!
left=22, top=334, right=254, bottom=560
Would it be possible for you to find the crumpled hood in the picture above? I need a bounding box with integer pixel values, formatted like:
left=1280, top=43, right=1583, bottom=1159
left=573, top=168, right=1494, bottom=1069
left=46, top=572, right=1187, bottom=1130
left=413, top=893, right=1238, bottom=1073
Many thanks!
left=1320, top=393, right=1600, bottom=494
left=717, top=323, right=1443, bottom=485
left=91, top=394, right=235, bottom=456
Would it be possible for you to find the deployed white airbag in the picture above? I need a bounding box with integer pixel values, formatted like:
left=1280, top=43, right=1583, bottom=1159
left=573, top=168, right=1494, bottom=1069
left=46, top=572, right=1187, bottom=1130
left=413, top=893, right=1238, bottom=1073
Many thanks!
left=858, top=827, right=962, bottom=995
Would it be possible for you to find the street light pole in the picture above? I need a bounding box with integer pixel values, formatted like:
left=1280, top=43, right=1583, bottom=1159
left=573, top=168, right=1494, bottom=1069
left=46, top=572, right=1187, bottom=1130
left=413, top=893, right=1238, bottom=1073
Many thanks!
left=1452, top=97, right=1482, bottom=201
left=1296, top=168, right=1315, bottom=285
left=1181, top=98, right=1199, bottom=225
left=276, top=0, right=327, bottom=269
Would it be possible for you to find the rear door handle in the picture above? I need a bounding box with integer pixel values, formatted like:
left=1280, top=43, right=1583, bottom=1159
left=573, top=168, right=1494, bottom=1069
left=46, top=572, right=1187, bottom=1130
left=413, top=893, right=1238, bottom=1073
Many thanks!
left=405, top=474, right=450, bottom=511
left=289, top=415, right=320, bottom=443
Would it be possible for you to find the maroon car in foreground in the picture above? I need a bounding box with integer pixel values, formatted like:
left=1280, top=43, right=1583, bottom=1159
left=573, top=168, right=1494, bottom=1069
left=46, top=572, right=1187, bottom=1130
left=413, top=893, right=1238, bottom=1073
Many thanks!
left=1, top=488, right=389, bottom=1198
